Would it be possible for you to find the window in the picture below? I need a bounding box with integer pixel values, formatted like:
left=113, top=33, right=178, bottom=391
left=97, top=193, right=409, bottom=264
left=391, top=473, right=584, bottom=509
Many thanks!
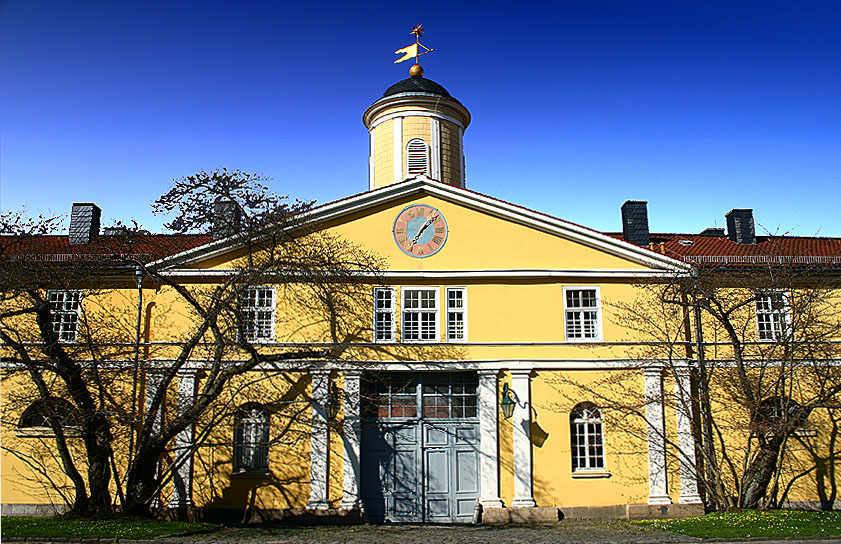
left=755, top=292, right=789, bottom=341
left=373, top=287, right=396, bottom=342
left=422, top=372, right=477, bottom=419
left=47, top=290, right=81, bottom=343
left=402, top=288, right=438, bottom=342
left=362, top=372, right=478, bottom=420
left=406, top=138, right=429, bottom=176
left=363, top=374, right=418, bottom=418
left=17, top=397, right=81, bottom=437
left=564, top=287, right=601, bottom=340
left=754, top=396, right=810, bottom=436
left=571, top=402, right=605, bottom=471
left=233, top=403, right=269, bottom=472
left=239, top=287, right=275, bottom=342
left=446, top=287, right=467, bottom=342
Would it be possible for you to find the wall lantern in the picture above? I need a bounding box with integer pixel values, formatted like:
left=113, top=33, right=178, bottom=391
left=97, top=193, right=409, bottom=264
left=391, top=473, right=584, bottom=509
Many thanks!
left=325, top=383, right=341, bottom=421
left=501, top=382, right=516, bottom=419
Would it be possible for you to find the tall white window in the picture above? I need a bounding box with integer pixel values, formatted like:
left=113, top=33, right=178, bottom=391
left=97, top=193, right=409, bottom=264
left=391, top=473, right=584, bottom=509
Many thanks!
left=373, top=287, right=396, bottom=342
left=564, top=287, right=601, bottom=340
left=233, top=403, right=270, bottom=472
left=239, top=287, right=275, bottom=342
left=47, top=290, right=81, bottom=343
left=755, top=292, right=789, bottom=341
left=446, top=287, right=467, bottom=342
left=402, top=288, right=438, bottom=342
left=406, top=138, right=429, bottom=176
left=571, top=402, right=605, bottom=471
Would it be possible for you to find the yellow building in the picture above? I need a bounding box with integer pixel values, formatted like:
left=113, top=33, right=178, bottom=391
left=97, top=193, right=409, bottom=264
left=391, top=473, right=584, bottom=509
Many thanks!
left=2, top=65, right=840, bottom=522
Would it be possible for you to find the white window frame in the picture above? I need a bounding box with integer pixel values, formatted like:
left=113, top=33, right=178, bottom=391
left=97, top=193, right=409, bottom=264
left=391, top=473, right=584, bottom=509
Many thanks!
left=238, top=286, right=276, bottom=343
left=233, top=403, right=270, bottom=473
left=405, top=138, right=430, bottom=177
left=47, top=289, right=82, bottom=343
left=445, top=287, right=468, bottom=342
left=373, top=287, right=396, bottom=343
left=563, top=286, right=602, bottom=342
left=570, top=403, right=606, bottom=472
left=755, top=291, right=790, bottom=342
left=401, top=287, right=439, bottom=343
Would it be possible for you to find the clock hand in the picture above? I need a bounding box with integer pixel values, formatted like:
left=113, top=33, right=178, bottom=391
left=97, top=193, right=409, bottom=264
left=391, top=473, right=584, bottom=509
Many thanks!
left=412, top=214, right=438, bottom=243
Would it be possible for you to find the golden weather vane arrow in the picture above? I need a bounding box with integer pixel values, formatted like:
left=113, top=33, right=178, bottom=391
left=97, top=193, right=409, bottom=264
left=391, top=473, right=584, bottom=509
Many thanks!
left=394, top=24, right=434, bottom=64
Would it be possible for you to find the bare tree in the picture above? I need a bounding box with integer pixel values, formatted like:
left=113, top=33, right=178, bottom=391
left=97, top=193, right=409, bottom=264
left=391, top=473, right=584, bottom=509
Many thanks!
left=0, top=169, right=383, bottom=517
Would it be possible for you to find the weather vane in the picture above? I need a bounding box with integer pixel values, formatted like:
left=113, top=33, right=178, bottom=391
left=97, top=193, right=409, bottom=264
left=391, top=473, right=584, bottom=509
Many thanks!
left=394, top=24, right=434, bottom=75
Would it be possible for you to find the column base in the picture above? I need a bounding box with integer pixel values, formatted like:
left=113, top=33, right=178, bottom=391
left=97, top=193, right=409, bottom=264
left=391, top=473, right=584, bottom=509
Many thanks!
left=511, top=497, right=537, bottom=508
left=340, top=500, right=360, bottom=510
left=305, top=500, right=330, bottom=510
left=678, top=493, right=704, bottom=505
left=480, top=499, right=504, bottom=509
left=647, top=495, right=673, bottom=505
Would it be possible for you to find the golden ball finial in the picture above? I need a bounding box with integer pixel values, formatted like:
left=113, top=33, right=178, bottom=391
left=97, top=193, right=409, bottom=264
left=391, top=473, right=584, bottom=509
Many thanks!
left=409, top=63, right=424, bottom=78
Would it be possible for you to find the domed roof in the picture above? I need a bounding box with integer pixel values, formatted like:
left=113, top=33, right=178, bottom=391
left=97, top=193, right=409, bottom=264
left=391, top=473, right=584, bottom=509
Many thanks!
left=383, top=76, right=452, bottom=98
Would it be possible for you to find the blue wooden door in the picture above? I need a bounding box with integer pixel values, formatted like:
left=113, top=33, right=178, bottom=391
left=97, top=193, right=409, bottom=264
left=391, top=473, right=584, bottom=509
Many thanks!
left=360, top=372, right=479, bottom=523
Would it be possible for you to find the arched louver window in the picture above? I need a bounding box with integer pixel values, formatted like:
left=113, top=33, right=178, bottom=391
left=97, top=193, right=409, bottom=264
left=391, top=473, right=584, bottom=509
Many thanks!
left=17, top=397, right=82, bottom=436
left=570, top=402, right=605, bottom=471
left=406, top=138, right=429, bottom=177
left=234, top=403, right=270, bottom=472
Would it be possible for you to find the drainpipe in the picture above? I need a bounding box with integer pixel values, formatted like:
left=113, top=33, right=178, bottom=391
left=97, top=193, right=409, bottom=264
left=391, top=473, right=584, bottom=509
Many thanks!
left=127, top=266, right=144, bottom=476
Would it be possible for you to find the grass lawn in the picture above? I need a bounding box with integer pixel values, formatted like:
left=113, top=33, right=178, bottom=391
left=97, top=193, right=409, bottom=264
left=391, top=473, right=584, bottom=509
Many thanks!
left=1, top=516, right=220, bottom=540
left=632, top=510, right=841, bottom=539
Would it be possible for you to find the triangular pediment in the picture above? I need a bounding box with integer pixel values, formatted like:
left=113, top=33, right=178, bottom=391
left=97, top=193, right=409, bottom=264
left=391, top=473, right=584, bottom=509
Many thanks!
left=156, top=177, right=688, bottom=277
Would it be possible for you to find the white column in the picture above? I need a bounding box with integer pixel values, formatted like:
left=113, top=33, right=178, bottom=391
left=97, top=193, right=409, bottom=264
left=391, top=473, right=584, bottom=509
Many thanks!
left=478, top=370, right=503, bottom=508
left=430, top=117, right=441, bottom=180
left=307, top=370, right=330, bottom=509
left=169, top=371, right=196, bottom=509
left=341, top=370, right=362, bottom=510
left=144, top=371, right=163, bottom=508
left=393, top=117, right=403, bottom=183
left=674, top=368, right=703, bottom=504
left=510, top=369, right=536, bottom=507
left=644, top=368, right=672, bottom=505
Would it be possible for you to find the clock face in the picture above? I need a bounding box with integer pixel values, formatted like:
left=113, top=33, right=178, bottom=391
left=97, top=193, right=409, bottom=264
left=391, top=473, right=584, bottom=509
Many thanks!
left=393, top=204, right=448, bottom=258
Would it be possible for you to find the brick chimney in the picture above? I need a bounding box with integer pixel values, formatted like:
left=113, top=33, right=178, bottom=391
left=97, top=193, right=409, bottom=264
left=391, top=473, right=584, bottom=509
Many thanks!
left=69, top=203, right=101, bottom=244
left=725, top=209, right=756, bottom=244
left=212, top=200, right=242, bottom=239
left=621, top=200, right=650, bottom=246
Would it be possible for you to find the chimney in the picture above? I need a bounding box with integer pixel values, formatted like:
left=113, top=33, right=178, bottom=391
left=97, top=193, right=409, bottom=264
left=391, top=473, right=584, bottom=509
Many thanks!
left=69, top=203, right=101, bottom=244
left=700, top=227, right=725, bottom=236
left=212, top=200, right=242, bottom=239
left=725, top=208, right=756, bottom=244
left=621, top=200, right=650, bottom=246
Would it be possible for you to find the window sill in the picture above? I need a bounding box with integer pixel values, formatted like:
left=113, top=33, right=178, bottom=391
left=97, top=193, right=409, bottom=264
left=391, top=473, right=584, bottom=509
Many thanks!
left=15, top=426, right=83, bottom=438
left=232, top=469, right=271, bottom=478
left=572, top=470, right=611, bottom=479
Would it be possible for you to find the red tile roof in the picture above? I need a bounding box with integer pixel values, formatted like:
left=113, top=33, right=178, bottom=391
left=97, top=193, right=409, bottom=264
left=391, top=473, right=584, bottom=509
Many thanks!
left=607, top=233, right=841, bottom=266
left=1, top=234, right=212, bottom=263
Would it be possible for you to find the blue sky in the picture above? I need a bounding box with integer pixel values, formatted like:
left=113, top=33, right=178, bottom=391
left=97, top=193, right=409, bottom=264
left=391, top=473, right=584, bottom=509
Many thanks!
left=2, top=1, right=839, bottom=236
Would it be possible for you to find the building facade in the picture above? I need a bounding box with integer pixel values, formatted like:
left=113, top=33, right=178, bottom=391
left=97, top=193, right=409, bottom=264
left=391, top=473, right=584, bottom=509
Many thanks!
left=2, top=68, right=840, bottom=522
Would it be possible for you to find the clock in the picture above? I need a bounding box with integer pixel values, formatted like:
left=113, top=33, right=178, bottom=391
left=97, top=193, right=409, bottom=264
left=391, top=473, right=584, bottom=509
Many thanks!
left=393, top=204, right=448, bottom=258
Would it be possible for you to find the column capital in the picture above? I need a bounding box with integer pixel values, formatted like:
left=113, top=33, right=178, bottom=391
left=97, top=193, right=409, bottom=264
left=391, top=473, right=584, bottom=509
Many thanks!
left=478, top=369, right=501, bottom=378
left=509, top=368, right=533, bottom=378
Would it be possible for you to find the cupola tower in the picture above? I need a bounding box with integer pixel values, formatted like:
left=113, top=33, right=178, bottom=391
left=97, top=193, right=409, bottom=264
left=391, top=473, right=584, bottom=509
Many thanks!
left=363, top=28, right=471, bottom=190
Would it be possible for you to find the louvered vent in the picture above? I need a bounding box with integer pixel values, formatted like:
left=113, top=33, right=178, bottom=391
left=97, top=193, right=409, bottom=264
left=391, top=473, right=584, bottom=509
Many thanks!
left=406, top=138, right=429, bottom=176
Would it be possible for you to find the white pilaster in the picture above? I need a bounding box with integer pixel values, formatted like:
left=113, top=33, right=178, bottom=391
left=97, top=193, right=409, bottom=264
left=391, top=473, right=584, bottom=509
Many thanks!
left=674, top=368, right=703, bottom=504
left=393, top=117, right=403, bottom=184
left=510, top=369, right=536, bottom=508
left=169, top=371, right=196, bottom=509
left=368, top=127, right=376, bottom=190
left=341, top=370, right=362, bottom=510
left=458, top=126, right=465, bottom=187
left=478, top=370, right=503, bottom=508
left=644, top=368, right=672, bottom=505
left=430, top=117, right=441, bottom=180
left=144, top=371, right=163, bottom=508
left=307, top=370, right=331, bottom=509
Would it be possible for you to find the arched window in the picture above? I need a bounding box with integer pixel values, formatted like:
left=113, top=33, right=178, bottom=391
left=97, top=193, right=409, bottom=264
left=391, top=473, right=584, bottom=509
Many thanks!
left=755, top=396, right=808, bottom=435
left=234, top=403, right=270, bottom=472
left=406, top=138, right=429, bottom=177
left=17, top=397, right=81, bottom=437
left=571, top=402, right=604, bottom=471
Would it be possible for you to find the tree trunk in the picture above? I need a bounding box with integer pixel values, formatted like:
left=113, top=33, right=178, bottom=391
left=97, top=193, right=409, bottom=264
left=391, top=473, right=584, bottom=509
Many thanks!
left=124, top=447, right=162, bottom=516
left=740, top=437, right=782, bottom=509
left=83, top=416, right=114, bottom=515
